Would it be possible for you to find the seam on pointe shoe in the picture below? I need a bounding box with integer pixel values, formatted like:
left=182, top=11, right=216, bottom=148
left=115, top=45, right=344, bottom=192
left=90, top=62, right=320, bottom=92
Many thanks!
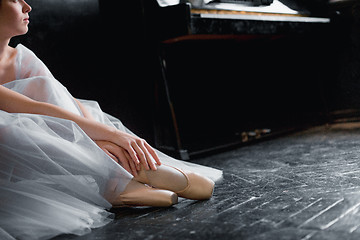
left=163, top=164, right=191, bottom=194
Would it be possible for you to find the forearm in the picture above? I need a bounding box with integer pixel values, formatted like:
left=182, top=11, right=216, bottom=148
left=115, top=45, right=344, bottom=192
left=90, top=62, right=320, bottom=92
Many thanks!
left=33, top=101, right=116, bottom=142
left=0, top=85, right=160, bottom=169
left=74, top=98, right=95, bottom=120
left=34, top=102, right=160, bottom=169
left=1, top=85, right=116, bottom=144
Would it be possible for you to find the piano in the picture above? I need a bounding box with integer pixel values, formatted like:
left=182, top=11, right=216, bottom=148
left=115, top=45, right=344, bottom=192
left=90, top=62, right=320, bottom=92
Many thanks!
left=139, top=0, right=343, bottom=160
left=143, top=0, right=331, bottom=42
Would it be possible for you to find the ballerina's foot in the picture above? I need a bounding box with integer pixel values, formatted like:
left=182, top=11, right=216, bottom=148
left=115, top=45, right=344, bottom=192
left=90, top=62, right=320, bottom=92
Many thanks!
left=134, top=164, right=215, bottom=200
left=112, top=180, right=178, bottom=207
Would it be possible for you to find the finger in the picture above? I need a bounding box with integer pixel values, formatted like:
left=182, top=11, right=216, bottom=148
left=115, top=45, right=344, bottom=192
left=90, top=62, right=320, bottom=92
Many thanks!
left=120, top=148, right=138, bottom=176
left=126, top=143, right=141, bottom=166
left=131, top=141, right=150, bottom=170
left=119, top=158, right=133, bottom=176
left=105, top=144, right=138, bottom=176
left=144, top=142, right=161, bottom=166
left=128, top=157, right=138, bottom=177
left=116, top=150, right=134, bottom=175
left=139, top=140, right=157, bottom=171
left=124, top=150, right=140, bottom=171
left=103, top=149, right=118, bottom=163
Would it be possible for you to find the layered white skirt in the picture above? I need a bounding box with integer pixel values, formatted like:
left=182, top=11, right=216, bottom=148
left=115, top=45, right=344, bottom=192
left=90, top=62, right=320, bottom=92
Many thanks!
left=0, top=76, right=222, bottom=240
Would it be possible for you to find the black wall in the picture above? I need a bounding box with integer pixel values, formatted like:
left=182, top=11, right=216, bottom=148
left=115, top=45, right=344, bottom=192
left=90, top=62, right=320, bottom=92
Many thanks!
left=330, top=3, right=360, bottom=111
left=9, top=0, right=360, bottom=155
left=11, top=0, right=157, bottom=143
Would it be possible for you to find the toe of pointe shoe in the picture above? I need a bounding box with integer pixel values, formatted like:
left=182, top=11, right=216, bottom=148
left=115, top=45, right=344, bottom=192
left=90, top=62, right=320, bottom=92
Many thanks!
left=177, top=172, right=215, bottom=200
left=114, top=185, right=178, bottom=207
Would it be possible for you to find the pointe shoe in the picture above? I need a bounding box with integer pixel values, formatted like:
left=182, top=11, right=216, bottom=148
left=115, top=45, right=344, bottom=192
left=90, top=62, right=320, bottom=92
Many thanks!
left=112, top=180, right=178, bottom=207
left=134, top=165, right=215, bottom=200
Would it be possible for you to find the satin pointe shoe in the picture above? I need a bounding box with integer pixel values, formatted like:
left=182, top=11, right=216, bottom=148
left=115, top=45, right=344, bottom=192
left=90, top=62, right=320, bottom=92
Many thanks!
left=112, top=180, right=178, bottom=207
left=134, top=164, right=215, bottom=200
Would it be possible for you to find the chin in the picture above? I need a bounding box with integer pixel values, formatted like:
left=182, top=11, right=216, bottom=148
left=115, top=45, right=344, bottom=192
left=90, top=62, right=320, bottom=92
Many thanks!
left=14, top=28, right=29, bottom=37
left=22, top=26, right=29, bottom=34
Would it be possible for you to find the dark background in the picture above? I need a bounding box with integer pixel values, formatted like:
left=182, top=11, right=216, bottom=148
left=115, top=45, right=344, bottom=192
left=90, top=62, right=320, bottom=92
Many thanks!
left=9, top=0, right=360, bottom=157
left=11, top=0, right=156, bottom=141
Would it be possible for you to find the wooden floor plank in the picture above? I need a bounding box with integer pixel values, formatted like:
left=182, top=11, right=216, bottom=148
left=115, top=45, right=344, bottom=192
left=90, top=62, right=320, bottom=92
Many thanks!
left=55, top=124, right=360, bottom=240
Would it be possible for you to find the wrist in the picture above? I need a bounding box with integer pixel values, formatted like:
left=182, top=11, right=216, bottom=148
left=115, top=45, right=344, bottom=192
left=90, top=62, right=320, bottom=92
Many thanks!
left=105, top=126, right=118, bottom=142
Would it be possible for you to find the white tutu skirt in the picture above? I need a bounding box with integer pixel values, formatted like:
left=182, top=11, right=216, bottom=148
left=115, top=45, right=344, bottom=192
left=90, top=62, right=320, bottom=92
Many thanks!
left=0, top=76, right=223, bottom=240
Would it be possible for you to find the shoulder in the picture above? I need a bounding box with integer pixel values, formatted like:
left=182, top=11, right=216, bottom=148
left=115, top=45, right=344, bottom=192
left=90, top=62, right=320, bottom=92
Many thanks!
left=16, top=44, right=34, bottom=53
left=16, top=44, right=39, bottom=61
left=15, top=44, right=54, bottom=79
left=7, top=45, right=17, bottom=56
left=15, top=44, right=42, bottom=68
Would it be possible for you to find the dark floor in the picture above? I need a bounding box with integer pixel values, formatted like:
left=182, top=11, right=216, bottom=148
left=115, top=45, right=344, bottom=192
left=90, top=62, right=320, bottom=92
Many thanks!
left=56, top=123, right=360, bottom=240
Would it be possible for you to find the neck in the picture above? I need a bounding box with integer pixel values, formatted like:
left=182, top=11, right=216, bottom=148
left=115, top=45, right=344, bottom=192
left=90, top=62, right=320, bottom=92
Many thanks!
left=0, top=38, right=11, bottom=60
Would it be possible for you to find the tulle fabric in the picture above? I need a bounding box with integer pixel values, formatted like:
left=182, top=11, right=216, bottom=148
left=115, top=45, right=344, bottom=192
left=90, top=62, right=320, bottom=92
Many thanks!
left=0, top=44, right=223, bottom=240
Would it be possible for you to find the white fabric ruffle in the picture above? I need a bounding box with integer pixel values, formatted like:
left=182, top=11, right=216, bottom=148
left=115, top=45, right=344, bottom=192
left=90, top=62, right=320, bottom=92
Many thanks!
left=0, top=44, right=223, bottom=240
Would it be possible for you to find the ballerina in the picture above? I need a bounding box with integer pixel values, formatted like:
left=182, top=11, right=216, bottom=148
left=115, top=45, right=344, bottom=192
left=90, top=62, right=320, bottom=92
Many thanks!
left=0, top=0, right=222, bottom=239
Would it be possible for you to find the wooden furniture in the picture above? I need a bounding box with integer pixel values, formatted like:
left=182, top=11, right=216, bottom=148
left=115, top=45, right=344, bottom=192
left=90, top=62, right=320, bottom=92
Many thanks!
left=144, top=1, right=332, bottom=160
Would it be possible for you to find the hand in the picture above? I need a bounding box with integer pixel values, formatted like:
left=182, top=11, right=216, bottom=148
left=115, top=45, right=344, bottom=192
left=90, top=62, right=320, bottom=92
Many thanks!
left=111, top=130, right=161, bottom=171
left=95, top=140, right=139, bottom=176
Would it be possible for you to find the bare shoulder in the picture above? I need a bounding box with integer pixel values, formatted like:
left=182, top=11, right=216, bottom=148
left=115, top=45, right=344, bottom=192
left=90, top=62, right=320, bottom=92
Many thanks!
left=0, top=46, right=18, bottom=84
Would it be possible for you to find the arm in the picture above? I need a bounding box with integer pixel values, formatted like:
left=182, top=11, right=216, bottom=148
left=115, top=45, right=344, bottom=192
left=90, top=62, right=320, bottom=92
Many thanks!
left=0, top=85, right=161, bottom=171
left=0, top=84, right=116, bottom=141
left=73, top=98, right=142, bottom=176
left=74, top=98, right=95, bottom=120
